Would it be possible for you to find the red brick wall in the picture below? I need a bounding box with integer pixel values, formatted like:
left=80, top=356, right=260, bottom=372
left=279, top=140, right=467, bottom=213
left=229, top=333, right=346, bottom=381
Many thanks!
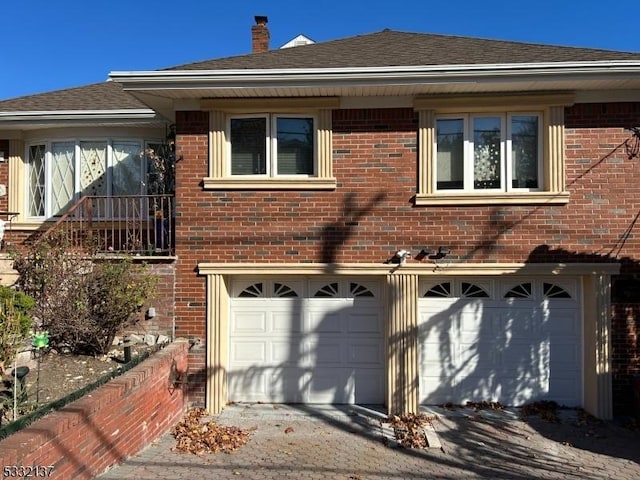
left=174, top=105, right=640, bottom=266
left=127, top=261, right=176, bottom=337
left=173, top=104, right=640, bottom=411
left=0, top=341, right=188, bottom=480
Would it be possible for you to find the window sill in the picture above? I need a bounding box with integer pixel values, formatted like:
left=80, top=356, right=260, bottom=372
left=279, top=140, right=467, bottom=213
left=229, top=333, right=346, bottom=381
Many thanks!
left=415, top=191, right=570, bottom=206
left=202, top=177, right=337, bottom=190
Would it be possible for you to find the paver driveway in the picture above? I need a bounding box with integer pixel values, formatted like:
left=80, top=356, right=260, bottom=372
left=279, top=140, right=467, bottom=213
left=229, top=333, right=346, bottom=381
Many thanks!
left=97, top=404, right=640, bottom=480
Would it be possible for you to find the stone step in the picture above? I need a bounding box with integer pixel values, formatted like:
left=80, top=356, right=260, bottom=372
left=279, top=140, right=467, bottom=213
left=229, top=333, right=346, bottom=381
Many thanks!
left=0, top=255, right=18, bottom=286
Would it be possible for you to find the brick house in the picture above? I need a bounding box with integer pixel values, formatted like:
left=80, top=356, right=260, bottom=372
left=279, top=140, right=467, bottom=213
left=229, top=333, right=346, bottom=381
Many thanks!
left=1, top=17, right=639, bottom=419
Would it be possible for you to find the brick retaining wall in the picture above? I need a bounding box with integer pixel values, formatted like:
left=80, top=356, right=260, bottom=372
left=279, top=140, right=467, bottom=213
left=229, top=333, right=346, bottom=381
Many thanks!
left=0, top=340, right=188, bottom=480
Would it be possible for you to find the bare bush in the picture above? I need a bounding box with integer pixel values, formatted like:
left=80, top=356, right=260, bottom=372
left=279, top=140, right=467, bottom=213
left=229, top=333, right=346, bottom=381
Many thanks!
left=13, top=236, right=157, bottom=356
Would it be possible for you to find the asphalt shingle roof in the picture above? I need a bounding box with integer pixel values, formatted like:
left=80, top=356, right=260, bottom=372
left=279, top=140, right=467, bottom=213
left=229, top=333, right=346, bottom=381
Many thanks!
left=0, top=82, right=150, bottom=112
left=169, top=30, right=640, bottom=70
left=2, top=30, right=639, bottom=113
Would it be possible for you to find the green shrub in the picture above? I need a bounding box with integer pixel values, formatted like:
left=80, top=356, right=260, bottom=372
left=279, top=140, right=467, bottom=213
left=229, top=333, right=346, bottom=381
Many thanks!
left=0, top=287, right=34, bottom=374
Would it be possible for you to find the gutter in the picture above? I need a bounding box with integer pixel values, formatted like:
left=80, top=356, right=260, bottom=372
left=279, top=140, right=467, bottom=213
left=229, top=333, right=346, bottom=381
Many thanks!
left=0, top=109, right=164, bottom=127
left=109, top=61, right=640, bottom=88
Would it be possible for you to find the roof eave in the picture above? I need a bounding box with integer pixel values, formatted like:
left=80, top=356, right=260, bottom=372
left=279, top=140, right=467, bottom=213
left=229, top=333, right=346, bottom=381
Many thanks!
left=0, top=109, right=166, bottom=129
left=109, top=61, right=640, bottom=90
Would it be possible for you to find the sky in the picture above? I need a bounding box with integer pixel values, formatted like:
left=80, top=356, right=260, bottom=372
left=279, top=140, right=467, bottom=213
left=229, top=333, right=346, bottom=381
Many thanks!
left=1, top=0, right=638, bottom=101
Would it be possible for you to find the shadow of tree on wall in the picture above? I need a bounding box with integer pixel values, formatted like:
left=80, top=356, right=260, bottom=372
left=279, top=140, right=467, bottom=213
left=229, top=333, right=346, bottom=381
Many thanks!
left=320, top=191, right=386, bottom=265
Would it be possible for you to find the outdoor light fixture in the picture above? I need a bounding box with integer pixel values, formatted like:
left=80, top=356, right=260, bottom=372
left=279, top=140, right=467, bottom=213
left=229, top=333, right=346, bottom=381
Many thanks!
left=415, top=246, right=451, bottom=263
left=393, top=249, right=411, bottom=264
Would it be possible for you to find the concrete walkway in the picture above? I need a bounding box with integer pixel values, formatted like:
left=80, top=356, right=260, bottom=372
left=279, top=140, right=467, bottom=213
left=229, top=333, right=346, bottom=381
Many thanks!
left=97, top=404, right=640, bottom=479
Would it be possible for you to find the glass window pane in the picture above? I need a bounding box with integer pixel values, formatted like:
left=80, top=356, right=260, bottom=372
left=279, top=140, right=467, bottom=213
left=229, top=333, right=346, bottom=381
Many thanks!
left=113, top=142, right=142, bottom=195
left=28, top=144, right=46, bottom=217
left=50, top=142, right=75, bottom=216
left=436, top=119, right=464, bottom=190
left=511, top=115, right=539, bottom=189
left=473, top=117, right=502, bottom=190
left=230, top=118, right=267, bottom=175
left=276, top=117, right=314, bottom=175
left=80, top=141, right=108, bottom=196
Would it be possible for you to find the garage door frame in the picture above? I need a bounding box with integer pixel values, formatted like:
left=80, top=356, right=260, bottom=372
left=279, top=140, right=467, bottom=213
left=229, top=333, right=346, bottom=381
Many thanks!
left=198, top=262, right=618, bottom=418
left=418, top=276, right=583, bottom=407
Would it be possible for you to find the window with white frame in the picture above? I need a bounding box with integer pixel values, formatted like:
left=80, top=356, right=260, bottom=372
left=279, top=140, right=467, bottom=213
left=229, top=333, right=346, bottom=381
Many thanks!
left=414, top=93, right=573, bottom=206
left=228, top=114, right=315, bottom=176
left=26, top=139, right=149, bottom=218
left=435, top=113, right=542, bottom=192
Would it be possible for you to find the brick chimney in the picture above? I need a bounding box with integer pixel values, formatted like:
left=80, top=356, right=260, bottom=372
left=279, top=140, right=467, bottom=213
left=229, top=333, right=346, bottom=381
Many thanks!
left=252, top=16, right=270, bottom=53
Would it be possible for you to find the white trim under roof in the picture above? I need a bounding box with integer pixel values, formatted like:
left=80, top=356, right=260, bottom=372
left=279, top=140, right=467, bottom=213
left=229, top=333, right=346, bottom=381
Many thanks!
left=109, top=61, right=640, bottom=102
left=110, top=61, right=640, bottom=85
left=0, top=109, right=165, bottom=129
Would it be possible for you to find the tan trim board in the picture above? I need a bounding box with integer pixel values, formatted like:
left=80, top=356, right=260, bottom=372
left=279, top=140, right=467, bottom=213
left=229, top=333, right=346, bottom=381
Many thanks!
left=413, top=92, right=576, bottom=111
left=198, top=262, right=621, bottom=277
left=415, top=192, right=570, bottom=206
left=202, top=177, right=337, bottom=190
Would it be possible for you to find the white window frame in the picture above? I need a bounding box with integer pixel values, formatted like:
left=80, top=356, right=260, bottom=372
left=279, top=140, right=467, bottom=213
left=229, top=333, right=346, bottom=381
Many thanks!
left=24, top=138, right=149, bottom=219
left=226, top=113, right=318, bottom=178
left=435, top=113, right=543, bottom=194
left=506, top=112, right=544, bottom=193
left=203, top=97, right=338, bottom=190
left=415, top=93, right=574, bottom=206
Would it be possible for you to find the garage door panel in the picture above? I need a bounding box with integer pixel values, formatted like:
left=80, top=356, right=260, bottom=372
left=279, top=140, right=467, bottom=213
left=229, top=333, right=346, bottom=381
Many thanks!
left=271, top=340, right=300, bottom=364
left=268, top=369, right=307, bottom=403
left=457, top=303, right=490, bottom=333
left=230, top=311, right=267, bottom=334
left=549, top=341, right=580, bottom=367
left=353, top=369, right=385, bottom=403
left=349, top=341, right=384, bottom=365
left=309, top=370, right=353, bottom=402
left=499, top=309, right=542, bottom=336
left=230, top=341, right=266, bottom=363
left=545, top=309, right=580, bottom=336
left=308, top=312, right=341, bottom=333
left=272, top=313, right=304, bottom=333
left=308, top=339, right=344, bottom=365
left=347, top=311, right=382, bottom=333
left=499, top=339, right=549, bottom=369
left=420, top=374, right=455, bottom=404
left=228, top=370, right=269, bottom=401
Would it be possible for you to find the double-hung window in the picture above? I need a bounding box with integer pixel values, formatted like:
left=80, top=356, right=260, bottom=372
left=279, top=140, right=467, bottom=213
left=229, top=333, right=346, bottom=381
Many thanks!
left=229, top=114, right=315, bottom=176
left=436, top=113, right=541, bottom=192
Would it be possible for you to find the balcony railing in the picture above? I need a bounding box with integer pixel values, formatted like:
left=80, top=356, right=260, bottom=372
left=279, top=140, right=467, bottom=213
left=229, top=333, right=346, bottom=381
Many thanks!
left=38, top=195, right=175, bottom=256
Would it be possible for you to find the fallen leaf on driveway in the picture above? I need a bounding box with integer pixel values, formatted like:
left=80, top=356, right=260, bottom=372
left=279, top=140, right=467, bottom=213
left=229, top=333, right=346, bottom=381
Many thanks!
left=172, top=407, right=252, bottom=455
left=387, top=413, right=437, bottom=449
left=284, top=426, right=294, bottom=434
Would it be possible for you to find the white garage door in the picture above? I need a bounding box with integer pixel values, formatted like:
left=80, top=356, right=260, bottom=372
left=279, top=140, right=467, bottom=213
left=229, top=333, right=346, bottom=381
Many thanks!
left=418, top=278, right=582, bottom=407
left=228, top=278, right=384, bottom=404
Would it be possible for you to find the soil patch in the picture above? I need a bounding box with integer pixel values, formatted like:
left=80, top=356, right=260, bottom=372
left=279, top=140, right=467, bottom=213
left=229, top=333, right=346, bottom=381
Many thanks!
left=1, top=343, right=158, bottom=424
